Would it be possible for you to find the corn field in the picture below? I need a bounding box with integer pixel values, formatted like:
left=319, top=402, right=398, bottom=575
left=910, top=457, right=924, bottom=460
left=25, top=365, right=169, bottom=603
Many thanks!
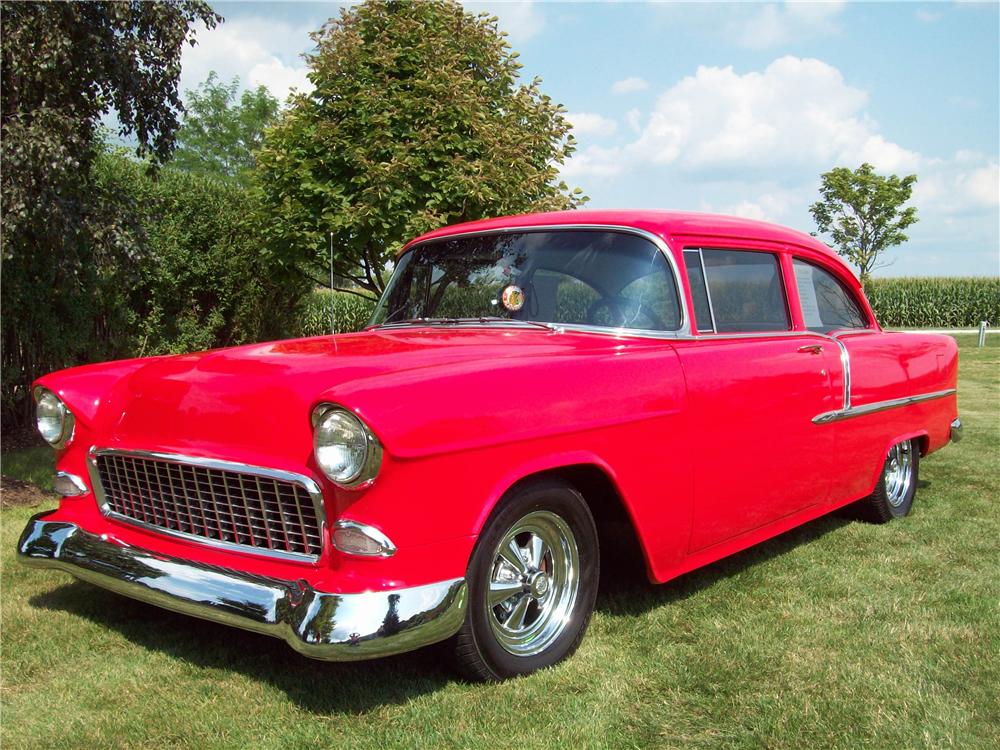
left=865, top=277, right=1000, bottom=328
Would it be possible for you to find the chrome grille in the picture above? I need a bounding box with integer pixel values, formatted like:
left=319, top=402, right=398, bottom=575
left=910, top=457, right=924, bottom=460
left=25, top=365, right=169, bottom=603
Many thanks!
left=92, top=451, right=324, bottom=560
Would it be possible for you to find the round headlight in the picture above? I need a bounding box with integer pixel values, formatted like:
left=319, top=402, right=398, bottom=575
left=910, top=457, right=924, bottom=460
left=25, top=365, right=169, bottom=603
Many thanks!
left=312, top=406, right=382, bottom=487
left=35, top=388, right=73, bottom=447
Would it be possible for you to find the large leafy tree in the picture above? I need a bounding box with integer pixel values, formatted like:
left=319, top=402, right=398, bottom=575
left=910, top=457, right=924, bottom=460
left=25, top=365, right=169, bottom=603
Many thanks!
left=1, top=1, right=219, bottom=428
left=256, top=0, right=586, bottom=296
left=809, top=163, right=919, bottom=284
left=172, top=72, right=280, bottom=183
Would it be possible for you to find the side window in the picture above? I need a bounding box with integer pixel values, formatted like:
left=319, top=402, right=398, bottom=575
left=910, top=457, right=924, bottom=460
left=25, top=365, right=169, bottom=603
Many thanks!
left=693, top=249, right=790, bottom=333
left=792, top=259, right=868, bottom=333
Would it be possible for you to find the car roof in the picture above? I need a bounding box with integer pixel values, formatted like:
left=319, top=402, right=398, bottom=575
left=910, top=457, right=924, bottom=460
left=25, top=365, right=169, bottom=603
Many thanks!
left=404, top=209, right=854, bottom=278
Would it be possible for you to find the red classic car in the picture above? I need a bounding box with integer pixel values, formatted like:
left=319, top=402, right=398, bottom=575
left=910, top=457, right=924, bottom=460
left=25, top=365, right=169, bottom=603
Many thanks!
left=19, top=210, right=961, bottom=681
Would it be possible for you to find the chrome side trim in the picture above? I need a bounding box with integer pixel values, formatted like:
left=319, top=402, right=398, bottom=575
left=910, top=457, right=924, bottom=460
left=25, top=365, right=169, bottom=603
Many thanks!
left=812, top=389, right=956, bottom=424
left=830, top=335, right=852, bottom=411
left=17, top=514, right=467, bottom=662
left=53, top=472, right=89, bottom=497
left=950, top=417, right=963, bottom=443
left=87, top=448, right=327, bottom=564
left=391, top=223, right=692, bottom=338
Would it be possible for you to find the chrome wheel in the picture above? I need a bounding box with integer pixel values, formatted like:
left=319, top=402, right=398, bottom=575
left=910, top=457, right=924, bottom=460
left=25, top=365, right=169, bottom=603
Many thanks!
left=884, top=441, right=914, bottom=508
left=486, top=510, right=580, bottom=656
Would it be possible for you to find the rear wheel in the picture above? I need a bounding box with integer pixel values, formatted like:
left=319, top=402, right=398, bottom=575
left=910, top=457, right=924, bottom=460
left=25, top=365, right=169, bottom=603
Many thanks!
left=856, top=439, right=919, bottom=523
left=451, top=479, right=599, bottom=681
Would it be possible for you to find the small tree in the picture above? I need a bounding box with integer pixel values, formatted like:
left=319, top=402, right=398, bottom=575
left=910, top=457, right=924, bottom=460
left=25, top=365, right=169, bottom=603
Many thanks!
left=256, top=0, right=586, bottom=296
left=809, top=163, right=919, bottom=285
left=172, top=72, right=280, bottom=183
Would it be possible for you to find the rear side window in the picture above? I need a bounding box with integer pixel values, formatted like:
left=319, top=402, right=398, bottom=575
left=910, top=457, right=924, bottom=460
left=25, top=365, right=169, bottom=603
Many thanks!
left=792, top=259, right=868, bottom=333
left=687, top=248, right=790, bottom=333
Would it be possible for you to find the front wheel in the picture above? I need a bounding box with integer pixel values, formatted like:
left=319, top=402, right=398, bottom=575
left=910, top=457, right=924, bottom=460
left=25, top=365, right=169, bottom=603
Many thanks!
left=451, top=479, right=599, bottom=681
left=856, top=439, right=920, bottom=523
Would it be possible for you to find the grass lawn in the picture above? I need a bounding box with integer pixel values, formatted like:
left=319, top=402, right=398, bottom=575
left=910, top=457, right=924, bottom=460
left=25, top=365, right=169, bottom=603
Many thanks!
left=1, top=335, right=997, bottom=749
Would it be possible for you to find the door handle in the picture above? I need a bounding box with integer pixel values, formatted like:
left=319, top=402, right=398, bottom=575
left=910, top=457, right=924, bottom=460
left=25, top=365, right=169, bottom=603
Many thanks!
left=797, top=344, right=824, bottom=354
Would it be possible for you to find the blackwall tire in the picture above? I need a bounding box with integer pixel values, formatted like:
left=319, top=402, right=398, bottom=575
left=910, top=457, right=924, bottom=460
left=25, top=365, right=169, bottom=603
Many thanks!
left=856, top=439, right=919, bottom=524
left=450, top=479, right=599, bottom=681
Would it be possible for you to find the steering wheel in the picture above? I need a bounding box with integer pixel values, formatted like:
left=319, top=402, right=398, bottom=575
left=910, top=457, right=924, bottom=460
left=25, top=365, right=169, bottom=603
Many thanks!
left=586, top=297, right=664, bottom=330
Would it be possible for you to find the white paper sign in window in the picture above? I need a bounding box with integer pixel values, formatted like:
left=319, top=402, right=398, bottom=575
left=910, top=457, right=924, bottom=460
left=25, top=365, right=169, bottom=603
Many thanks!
left=794, top=262, right=823, bottom=328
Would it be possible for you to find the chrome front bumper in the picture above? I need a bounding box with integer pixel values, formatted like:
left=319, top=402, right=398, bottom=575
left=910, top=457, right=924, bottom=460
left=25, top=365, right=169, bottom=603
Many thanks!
left=951, top=417, right=963, bottom=443
left=17, top=514, right=467, bottom=661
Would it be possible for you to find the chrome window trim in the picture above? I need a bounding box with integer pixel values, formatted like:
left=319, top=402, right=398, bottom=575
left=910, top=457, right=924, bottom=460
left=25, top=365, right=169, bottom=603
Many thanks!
left=812, top=389, right=956, bottom=424
left=385, top=224, right=692, bottom=338
left=698, top=249, right=719, bottom=334
left=87, top=448, right=326, bottom=564
left=682, top=246, right=794, bottom=336
left=682, top=248, right=716, bottom=333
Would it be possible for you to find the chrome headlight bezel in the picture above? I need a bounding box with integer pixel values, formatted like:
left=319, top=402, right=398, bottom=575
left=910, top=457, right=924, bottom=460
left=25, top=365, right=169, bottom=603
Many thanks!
left=311, top=403, right=382, bottom=489
left=33, top=386, right=75, bottom=449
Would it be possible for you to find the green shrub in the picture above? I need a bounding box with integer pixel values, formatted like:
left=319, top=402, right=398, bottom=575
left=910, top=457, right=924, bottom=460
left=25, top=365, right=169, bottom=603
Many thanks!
left=866, top=277, right=1000, bottom=328
left=1, top=150, right=310, bottom=430
left=100, top=155, right=310, bottom=355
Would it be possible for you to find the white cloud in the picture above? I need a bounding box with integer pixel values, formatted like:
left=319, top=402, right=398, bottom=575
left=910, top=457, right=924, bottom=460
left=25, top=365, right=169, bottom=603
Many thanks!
left=612, top=56, right=921, bottom=175
left=466, top=1, right=545, bottom=43
left=566, top=112, right=617, bottom=138
left=561, top=144, right=626, bottom=179
left=913, top=157, right=1000, bottom=215
left=562, top=55, right=996, bottom=226
left=732, top=1, right=845, bottom=49
left=963, top=163, right=1000, bottom=207
left=716, top=192, right=795, bottom=222
left=612, top=77, right=650, bottom=95
left=625, top=108, right=643, bottom=135
left=915, top=8, right=943, bottom=23
left=181, top=16, right=317, bottom=102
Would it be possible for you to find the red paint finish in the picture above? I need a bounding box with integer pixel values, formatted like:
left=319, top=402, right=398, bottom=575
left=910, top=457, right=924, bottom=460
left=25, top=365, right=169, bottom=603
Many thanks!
left=33, top=211, right=959, bottom=594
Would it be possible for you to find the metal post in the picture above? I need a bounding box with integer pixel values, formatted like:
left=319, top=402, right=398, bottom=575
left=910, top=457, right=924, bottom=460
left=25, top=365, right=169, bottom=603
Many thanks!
left=979, top=321, right=988, bottom=348
left=330, top=232, right=337, bottom=336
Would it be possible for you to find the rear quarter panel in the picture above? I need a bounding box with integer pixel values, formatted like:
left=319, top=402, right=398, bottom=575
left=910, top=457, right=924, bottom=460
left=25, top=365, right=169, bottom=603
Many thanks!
left=834, top=331, right=958, bottom=500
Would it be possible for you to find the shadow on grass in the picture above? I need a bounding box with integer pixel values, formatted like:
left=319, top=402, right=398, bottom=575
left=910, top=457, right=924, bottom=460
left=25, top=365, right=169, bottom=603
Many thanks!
left=31, top=508, right=856, bottom=713
left=596, top=511, right=853, bottom=617
left=29, top=582, right=457, bottom=714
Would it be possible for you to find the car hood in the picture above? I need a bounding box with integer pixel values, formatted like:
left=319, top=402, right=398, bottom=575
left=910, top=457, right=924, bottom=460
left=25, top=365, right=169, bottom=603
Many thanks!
left=43, top=327, right=684, bottom=465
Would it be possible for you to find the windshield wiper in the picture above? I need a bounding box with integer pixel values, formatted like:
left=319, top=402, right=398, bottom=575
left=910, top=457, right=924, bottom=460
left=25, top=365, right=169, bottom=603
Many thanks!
left=370, top=317, right=558, bottom=331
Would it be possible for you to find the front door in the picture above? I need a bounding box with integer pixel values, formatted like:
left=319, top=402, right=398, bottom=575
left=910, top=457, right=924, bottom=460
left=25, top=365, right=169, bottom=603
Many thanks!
left=677, top=248, right=840, bottom=551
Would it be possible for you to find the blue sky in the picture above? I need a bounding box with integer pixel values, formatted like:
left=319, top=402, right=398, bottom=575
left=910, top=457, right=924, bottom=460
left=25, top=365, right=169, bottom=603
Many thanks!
left=181, top=2, right=999, bottom=277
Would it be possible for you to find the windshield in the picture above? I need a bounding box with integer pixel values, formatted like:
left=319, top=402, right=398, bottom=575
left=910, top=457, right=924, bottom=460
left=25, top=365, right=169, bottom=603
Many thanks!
left=370, top=230, right=682, bottom=332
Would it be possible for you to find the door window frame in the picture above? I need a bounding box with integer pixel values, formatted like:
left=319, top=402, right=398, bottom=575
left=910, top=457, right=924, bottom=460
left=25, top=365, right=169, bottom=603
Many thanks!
left=681, top=247, right=793, bottom=335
